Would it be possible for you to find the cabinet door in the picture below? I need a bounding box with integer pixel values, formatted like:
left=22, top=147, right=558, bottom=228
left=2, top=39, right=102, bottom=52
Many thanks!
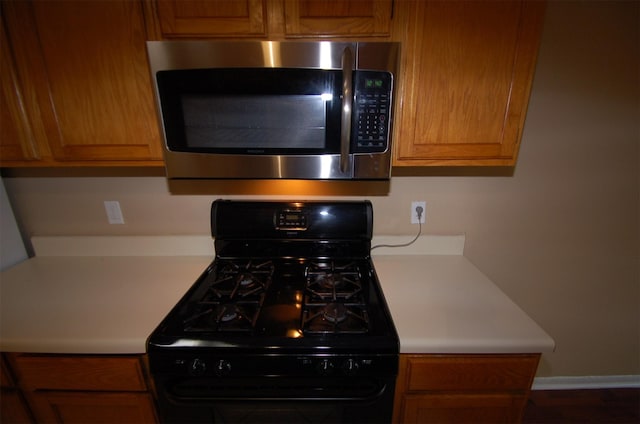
left=393, top=0, right=545, bottom=166
left=393, top=354, right=540, bottom=424
left=26, top=392, right=157, bottom=424
left=1, top=390, right=34, bottom=424
left=2, top=0, right=163, bottom=165
left=284, top=0, right=393, bottom=37
left=0, top=15, right=41, bottom=163
left=8, top=354, right=157, bottom=424
left=402, top=393, right=527, bottom=424
left=1, top=355, right=34, bottom=423
left=155, top=0, right=267, bottom=38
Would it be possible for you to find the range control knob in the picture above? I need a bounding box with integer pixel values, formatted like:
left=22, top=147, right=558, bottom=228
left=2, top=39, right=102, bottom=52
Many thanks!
left=341, top=359, right=360, bottom=376
left=214, top=359, right=232, bottom=376
left=316, top=359, right=335, bottom=376
left=188, top=358, right=207, bottom=376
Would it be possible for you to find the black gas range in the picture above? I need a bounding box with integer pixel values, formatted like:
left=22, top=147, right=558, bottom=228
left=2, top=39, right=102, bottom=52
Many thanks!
left=147, top=200, right=399, bottom=424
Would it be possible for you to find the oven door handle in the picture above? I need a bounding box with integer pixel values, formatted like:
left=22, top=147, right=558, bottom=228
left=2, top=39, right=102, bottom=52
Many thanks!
left=340, top=46, right=353, bottom=174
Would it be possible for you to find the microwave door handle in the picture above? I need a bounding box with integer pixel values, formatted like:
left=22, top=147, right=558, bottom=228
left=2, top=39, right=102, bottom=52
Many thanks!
left=340, top=46, right=354, bottom=174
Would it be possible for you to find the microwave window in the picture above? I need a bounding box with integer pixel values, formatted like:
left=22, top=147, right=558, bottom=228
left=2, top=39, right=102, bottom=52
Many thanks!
left=181, top=95, right=327, bottom=149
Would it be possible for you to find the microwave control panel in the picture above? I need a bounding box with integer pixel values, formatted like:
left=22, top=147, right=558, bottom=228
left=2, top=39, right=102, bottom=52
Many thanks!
left=352, top=71, right=393, bottom=153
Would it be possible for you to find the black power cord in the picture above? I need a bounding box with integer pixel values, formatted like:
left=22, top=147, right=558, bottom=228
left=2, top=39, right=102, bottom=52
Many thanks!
left=371, top=205, right=423, bottom=250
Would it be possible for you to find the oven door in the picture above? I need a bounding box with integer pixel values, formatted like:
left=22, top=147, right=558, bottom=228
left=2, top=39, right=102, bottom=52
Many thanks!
left=154, top=375, right=396, bottom=424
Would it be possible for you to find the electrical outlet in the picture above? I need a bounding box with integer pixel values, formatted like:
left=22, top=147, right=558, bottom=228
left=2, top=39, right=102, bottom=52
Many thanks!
left=104, top=201, right=125, bottom=224
left=411, top=201, right=426, bottom=224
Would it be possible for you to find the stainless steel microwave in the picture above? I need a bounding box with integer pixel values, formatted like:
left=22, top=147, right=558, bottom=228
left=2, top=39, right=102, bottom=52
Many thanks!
left=146, top=41, right=399, bottom=180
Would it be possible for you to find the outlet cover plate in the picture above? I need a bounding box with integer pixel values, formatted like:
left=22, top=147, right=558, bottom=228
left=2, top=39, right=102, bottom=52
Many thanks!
left=411, top=201, right=426, bottom=224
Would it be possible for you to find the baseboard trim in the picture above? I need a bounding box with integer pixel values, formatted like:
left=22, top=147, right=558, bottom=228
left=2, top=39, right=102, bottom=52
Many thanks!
left=532, top=375, right=640, bottom=390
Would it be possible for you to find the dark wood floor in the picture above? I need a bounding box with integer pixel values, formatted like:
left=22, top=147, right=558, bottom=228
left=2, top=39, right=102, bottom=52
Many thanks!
left=522, top=388, right=640, bottom=424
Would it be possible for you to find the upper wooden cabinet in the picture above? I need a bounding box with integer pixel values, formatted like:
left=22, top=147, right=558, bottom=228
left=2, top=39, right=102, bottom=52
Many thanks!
left=392, top=0, right=546, bottom=167
left=149, top=0, right=393, bottom=39
left=283, top=0, right=393, bottom=37
left=0, top=15, right=43, bottom=164
left=1, top=0, right=544, bottom=169
left=154, top=0, right=268, bottom=38
left=0, top=0, right=163, bottom=167
left=149, top=0, right=544, bottom=168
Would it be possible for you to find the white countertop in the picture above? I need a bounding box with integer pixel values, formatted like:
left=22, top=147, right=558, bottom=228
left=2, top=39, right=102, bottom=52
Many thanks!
left=0, top=255, right=212, bottom=353
left=374, top=255, right=554, bottom=354
left=0, top=236, right=554, bottom=354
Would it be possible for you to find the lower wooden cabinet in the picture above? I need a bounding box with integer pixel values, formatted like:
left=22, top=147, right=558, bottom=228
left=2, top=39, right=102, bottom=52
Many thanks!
left=25, top=392, right=156, bottom=424
left=1, top=354, right=34, bottom=424
left=393, top=354, right=540, bottom=424
left=1, top=353, right=157, bottom=424
left=4, top=352, right=540, bottom=423
left=0, top=389, right=34, bottom=424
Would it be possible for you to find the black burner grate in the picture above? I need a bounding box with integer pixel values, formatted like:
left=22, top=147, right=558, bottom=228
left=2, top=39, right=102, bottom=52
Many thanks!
left=183, top=260, right=273, bottom=332
left=302, top=261, right=370, bottom=334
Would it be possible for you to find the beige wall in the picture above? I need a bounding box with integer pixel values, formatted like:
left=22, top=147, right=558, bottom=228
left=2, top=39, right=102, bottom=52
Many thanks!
left=4, top=1, right=639, bottom=377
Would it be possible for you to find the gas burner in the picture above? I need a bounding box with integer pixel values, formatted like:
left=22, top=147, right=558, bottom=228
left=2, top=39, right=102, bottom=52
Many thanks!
left=183, top=298, right=263, bottom=333
left=305, top=261, right=363, bottom=302
left=308, top=261, right=358, bottom=272
left=238, top=272, right=258, bottom=287
left=208, top=260, right=273, bottom=300
left=217, top=304, right=239, bottom=322
left=302, top=302, right=369, bottom=334
left=322, top=303, right=348, bottom=323
left=315, top=273, right=344, bottom=289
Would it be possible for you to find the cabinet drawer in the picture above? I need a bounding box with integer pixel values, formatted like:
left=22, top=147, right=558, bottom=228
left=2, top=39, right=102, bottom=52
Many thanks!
left=404, top=354, right=539, bottom=392
left=13, top=355, right=147, bottom=392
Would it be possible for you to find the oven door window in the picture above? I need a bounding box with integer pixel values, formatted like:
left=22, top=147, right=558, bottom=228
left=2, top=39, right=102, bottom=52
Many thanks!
left=156, top=68, right=343, bottom=155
